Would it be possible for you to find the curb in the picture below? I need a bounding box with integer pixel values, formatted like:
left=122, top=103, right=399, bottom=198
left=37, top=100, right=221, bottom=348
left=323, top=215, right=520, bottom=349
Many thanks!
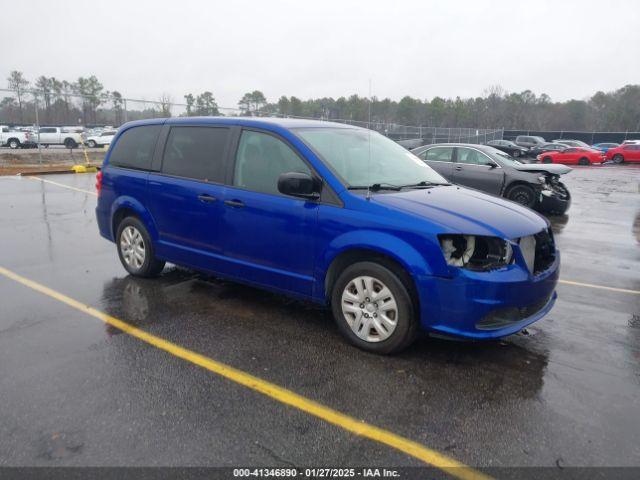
left=18, top=164, right=100, bottom=176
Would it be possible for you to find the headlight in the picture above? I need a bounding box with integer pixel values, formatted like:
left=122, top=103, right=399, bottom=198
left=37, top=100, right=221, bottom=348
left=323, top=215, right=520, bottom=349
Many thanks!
left=439, top=235, right=513, bottom=271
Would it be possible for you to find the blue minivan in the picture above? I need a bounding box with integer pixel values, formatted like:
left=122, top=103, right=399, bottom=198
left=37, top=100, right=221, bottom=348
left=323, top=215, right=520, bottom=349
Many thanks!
left=96, top=117, right=559, bottom=354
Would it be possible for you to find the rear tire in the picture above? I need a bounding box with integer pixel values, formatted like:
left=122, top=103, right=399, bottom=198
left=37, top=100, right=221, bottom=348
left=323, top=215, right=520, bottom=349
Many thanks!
left=613, top=154, right=624, bottom=164
left=116, top=217, right=165, bottom=278
left=578, top=157, right=590, bottom=166
left=8, top=139, right=20, bottom=149
left=542, top=156, right=552, bottom=164
left=331, top=261, right=417, bottom=354
left=506, top=184, right=536, bottom=208
left=87, top=140, right=97, bottom=148
left=512, top=150, right=520, bottom=158
left=64, top=138, right=78, bottom=149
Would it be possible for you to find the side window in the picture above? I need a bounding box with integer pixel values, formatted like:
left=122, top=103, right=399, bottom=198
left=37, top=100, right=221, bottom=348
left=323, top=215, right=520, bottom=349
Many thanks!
left=565, top=148, right=576, bottom=153
left=161, top=126, right=229, bottom=182
left=109, top=125, right=161, bottom=170
left=457, top=148, right=491, bottom=165
left=2, top=127, right=9, bottom=133
left=40, top=127, right=55, bottom=133
left=424, top=147, right=454, bottom=162
left=233, top=130, right=311, bottom=196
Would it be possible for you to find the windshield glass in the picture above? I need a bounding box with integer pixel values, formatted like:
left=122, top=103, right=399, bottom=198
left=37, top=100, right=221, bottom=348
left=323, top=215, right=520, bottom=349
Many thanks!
left=295, top=128, right=447, bottom=187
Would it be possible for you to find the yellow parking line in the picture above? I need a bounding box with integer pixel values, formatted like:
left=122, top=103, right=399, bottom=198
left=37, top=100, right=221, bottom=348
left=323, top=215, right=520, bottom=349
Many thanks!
left=27, top=176, right=97, bottom=196
left=558, top=279, right=640, bottom=295
left=0, top=265, right=491, bottom=480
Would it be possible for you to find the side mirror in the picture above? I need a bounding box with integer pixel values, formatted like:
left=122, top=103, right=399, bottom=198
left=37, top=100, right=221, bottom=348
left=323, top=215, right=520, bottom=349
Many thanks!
left=277, top=172, right=320, bottom=199
left=487, top=162, right=498, bottom=169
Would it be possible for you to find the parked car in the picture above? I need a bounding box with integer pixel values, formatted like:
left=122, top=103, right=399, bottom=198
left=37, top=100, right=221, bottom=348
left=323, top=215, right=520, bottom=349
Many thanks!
left=514, top=135, right=546, bottom=149
left=592, top=142, right=620, bottom=153
left=605, top=144, right=640, bottom=164
left=35, top=127, right=83, bottom=148
left=621, top=139, right=640, bottom=145
left=0, top=125, right=36, bottom=149
left=529, top=142, right=568, bottom=157
left=86, top=130, right=116, bottom=148
left=486, top=139, right=529, bottom=158
left=537, top=147, right=605, bottom=165
left=96, top=118, right=559, bottom=354
left=412, top=143, right=571, bottom=214
left=552, top=139, right=591, bottom=148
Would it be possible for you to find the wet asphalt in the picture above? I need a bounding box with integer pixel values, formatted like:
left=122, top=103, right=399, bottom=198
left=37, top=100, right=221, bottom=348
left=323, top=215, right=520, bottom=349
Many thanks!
left=0, top=167, right=638, bottom=469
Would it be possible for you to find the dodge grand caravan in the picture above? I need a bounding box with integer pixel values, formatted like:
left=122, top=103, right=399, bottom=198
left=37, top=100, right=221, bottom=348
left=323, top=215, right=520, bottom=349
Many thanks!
left=96, top=117, right=559, bottom=354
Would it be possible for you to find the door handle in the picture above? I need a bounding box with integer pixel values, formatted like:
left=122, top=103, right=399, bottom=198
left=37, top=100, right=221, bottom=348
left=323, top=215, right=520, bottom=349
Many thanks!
left=454, top=166, right=463, bottom=171
left=224, top=199, right=245, bottom=208
left=197, top=193, right=217, bottom=203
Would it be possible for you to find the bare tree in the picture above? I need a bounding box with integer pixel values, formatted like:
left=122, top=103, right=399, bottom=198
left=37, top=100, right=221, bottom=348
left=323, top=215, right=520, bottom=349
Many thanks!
left=7, top=71, right=29, bottom=122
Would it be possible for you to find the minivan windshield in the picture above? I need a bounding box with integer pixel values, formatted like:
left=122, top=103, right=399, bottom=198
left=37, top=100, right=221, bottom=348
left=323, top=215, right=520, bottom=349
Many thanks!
left=295, top=128, right=447, bottom=188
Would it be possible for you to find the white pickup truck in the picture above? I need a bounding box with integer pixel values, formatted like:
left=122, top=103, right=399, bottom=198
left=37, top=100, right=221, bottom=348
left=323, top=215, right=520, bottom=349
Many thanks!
left=0, top=125, right=35, bottom=149
left=36, top=127, right=84, bottom=148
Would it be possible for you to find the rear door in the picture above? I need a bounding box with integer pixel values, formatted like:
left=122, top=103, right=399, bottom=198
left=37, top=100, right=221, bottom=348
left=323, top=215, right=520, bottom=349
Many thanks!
left=452, top=147, right=504, bottom=195
left=146, top=125, right=231, bottom=271
left=38, top=127, right=57, bottom=144
left=415, top=146, right=455, bottom=180
left=218, top=128, right=318, bottom=297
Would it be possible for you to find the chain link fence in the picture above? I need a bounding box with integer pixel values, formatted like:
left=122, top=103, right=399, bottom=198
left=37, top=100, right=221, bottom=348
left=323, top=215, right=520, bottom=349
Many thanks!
left=0, top=88, right=501, bottom=148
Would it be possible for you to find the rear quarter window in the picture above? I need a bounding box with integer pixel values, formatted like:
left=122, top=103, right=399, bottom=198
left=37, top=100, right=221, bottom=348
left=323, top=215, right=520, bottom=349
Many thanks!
left=109, top=125, right=162, bottom=170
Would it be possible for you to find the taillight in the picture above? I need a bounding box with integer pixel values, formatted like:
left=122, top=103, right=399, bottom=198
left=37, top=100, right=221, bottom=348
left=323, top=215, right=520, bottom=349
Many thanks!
left=95, top=171, right=103, bottom=195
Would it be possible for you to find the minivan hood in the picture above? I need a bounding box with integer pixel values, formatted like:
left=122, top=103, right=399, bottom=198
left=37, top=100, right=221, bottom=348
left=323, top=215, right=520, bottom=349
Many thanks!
left=513, top=163, right=572, bottom=175
left=372, top=186, right=547, bottom=239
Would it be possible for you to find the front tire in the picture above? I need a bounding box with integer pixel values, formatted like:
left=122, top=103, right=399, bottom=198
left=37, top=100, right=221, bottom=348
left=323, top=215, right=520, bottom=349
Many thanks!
left=542, top=156, right=552, bottom=164
left=87, top=140, right=97, bottom=148
left=64, top=138, right=78, bottom=149
left=116, top=217, right=165, bottom=278
left=8, top=139, right=20, bottom=149
left=331, top=261, right=417, bottom=354
left=512, top=150, right=521, bottom=158
left=613, top=154, right=624, bottom=164
left=506, top=184, right=536, bottom=208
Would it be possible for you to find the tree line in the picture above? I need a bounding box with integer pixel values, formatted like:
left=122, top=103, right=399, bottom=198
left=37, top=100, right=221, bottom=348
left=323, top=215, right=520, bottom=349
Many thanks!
left=2, top=70, right=639, bottom=131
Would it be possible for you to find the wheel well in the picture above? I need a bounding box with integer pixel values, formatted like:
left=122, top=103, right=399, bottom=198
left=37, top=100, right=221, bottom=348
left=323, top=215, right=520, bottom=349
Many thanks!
left=324, top=249, right=419, bottom=311
left=112, top=207, right=138, bottom=239
left=7, top=137, right=20, bottom=143
left=504, top=181, right=534, bottom=197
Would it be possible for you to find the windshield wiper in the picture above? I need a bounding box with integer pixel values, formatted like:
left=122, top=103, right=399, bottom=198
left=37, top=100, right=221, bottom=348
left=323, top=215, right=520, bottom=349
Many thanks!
left=348, top=183, right=402, bottom=191
left=400, top=181, right=451, bottom=188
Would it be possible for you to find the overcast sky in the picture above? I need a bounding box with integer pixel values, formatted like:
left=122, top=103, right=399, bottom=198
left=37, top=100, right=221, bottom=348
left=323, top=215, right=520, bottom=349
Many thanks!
left=2, top=0, right=638, bottom=108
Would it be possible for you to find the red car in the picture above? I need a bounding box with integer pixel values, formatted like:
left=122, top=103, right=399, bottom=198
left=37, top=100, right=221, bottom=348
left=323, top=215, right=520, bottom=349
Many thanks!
left=605, top=144, right=640, bottom=164
left=537, top=147, right=604, bottom=165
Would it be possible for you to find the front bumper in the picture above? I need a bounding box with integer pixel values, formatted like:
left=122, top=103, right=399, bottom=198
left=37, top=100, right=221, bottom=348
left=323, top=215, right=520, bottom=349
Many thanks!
left=537, top=185, right=571, bottom=214
left=416, top=252, right=560, bottom=340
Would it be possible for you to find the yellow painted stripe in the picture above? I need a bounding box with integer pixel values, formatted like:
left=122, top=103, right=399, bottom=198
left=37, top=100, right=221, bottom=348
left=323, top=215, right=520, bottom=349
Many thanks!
left=558, top=279, right=640, bottom=295
left=0, top=265, right=490, bottom=480
left=28, top=176, right=97, bottom=196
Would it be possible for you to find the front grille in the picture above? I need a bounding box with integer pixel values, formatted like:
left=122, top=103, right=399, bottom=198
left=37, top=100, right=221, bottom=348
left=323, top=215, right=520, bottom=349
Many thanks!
left=476, top=293, right=553, bottom=330
left=519, top=228, right=556, bottom=275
